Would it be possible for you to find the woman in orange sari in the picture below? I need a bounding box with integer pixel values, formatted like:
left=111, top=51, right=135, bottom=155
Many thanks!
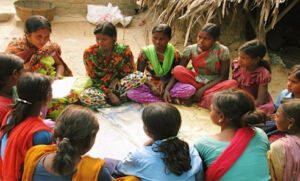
left=5, top=15, right=72, bottom=78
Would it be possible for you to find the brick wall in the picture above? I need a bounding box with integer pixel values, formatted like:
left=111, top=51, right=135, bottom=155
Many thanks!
left=21, top=0, right=137, bottom=16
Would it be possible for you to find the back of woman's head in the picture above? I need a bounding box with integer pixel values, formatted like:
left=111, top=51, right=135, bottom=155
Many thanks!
left=0, top=53, right=23, bottom=89
left=201, top=23, right=221, bottom=40
left=53, top=105, right=99, bottom=175
left=152, top=24, right=172, bottom=39
left=25, top=15, right=51, bottom=34
left=1, top=72, right=52, bottom=135
left=212, top=89, right=268, bottom=128
left=289, top=64, right=300, bottom=80
left=280, top=100, right=300, bottom=130
left=94, top=22, right=117, bottom=38
left=239, top=39, right=271, bottom=72
left=142, top=103, right=191, bottom=176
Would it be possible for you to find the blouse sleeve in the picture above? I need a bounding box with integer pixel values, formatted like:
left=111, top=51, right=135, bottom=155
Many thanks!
left=118, top=46, right=136, bottom=79
left=5, top=38, right=33, bottom=63
left=116, top=151, right=141, bottom=176
left=32, top=131, right=52, bottom=145
left=83, top=45, right=97, bottom=79
left=219, top=45, right=230, bottom=62
left=182, top=45, right=192, bottom=60
left=257, top=68, right=271, bottom=86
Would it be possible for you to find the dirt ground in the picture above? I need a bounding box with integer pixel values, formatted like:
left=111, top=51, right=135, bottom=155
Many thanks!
left=0, top=1, right=289, bottom=159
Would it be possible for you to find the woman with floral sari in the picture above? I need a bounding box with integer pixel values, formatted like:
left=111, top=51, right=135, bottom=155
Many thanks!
left=173, top=23, right=237, bottom=108
left=80, top=22, right=144, bottom=109
left=5, top=15, right=72, bottom=78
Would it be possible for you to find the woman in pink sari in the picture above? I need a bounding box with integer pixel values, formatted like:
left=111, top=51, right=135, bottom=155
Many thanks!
left=268, top=100, right=300, bottom=181
left=173, top=23, right=237, bottom=108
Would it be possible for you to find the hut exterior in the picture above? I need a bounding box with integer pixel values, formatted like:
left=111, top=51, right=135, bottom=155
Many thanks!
left=18, top=0, right=137, bottom=16
left=145, top=0, right=300, bottom=58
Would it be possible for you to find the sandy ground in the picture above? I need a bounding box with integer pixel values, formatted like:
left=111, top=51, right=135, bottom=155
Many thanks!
left=0, top=0, right=288, bottom=159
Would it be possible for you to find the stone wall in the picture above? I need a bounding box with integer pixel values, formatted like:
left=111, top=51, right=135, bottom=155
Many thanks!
left=21, top=0, right=137, bottom=16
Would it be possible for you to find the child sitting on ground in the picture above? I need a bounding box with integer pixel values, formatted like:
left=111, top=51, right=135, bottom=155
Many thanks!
left=115, top=103, right=203, bottom=181
left=232, top=40, right=274, bottom=115
left=22, top=105, right=113, bottom=181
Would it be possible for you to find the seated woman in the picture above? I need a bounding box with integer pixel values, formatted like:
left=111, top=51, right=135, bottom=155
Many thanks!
left=22, top=105, right=113, bottom=181
left=115, top=103, right=203, bottom=180
left=275, top=64, right=300, bottom=110
left=5, top=15, right=72, bottom=78
left=268, top=100, right=300, bottom=181
left=232, top=40, right=274, bottom=115
left=80, top=22, right=144, bottom=109
left=194, top=89, right=270, bottom=180
left=173, top=23, right=237, bottom=108
left=0, top=53, right=24, bottom=123
left=127, top=24, right=196, bottom=103
left=0, top=72, right=52, bottom=180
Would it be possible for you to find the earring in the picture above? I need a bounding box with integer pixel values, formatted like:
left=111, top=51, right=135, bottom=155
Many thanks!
left=288, top=124, right=292, bottom=130
left=218, top=119, right=222, bottom=123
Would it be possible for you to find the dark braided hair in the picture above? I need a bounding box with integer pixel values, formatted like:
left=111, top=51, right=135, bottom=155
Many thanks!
left=142, top=103, right=191, bottom=176
left=52, top=105, right=99, bottom=176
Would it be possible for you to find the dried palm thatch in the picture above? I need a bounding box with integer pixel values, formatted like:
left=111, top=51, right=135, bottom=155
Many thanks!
left=145, top=0, right=299, bottom=46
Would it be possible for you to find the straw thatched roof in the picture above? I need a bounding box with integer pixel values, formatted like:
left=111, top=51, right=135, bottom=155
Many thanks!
left=147, top=0, right=299, bottom=45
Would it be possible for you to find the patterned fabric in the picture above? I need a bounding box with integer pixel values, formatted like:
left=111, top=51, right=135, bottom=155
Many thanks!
left=268, top=135, right=300, bottom=181
left=79, top=71, right=146, bottom=109
left=47, top=77, right=92, bottom=120
left=182, top=43, right=230, bottom=84
left=232, top=60, right=274, bottom=114
left=127, top=83, right=196, bottom=103
left=137, top=47, right=181, bottom=83
left=5, top=37, right=72, bottom=77
left=143, top=43, right=175, bottom=76
left=83, top=43, right=136, bottom=94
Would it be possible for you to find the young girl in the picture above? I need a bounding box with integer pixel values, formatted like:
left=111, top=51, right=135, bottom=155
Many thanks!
left=5, top=15, right=72, bottom=78
left=0, top=53, right=24, bottom=123
left=115, top=103, right=203, bottom=181
left=80, top=22, right=143, bottom=108
left=232, top=40, right=274, bottom=115
left=268, top=100, right=300, bottom=181
left=173, top=23, right=237, bottom=107
left=0, top=72, right=52, bottom=180
left=274, top=64, right=300, bottom=110
left=22, top=105, right=113, bottom=181
left=194, top=89, right=270, bottom=180
left=127, top=24, right=196, bottom=103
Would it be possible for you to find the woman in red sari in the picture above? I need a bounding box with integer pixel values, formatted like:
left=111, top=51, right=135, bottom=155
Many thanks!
left=173, top=23, right=237, bottom=108
left=5, top=15, right=72, bottom=78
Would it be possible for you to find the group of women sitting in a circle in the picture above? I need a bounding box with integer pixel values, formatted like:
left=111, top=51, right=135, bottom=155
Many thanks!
left=0, top=15, right=299, bottom=180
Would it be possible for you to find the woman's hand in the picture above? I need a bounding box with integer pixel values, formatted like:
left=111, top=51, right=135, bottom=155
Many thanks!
left=163, top=89, right=171, bottom=102
left=108, top=92, right=121, bottom=106
left=149, top=84, right=160, bottom=96
left=193, top=88, right=205, bottom=102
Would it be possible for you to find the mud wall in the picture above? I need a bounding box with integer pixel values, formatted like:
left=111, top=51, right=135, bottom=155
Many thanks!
left=27, top=0, right=137, bottom=16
